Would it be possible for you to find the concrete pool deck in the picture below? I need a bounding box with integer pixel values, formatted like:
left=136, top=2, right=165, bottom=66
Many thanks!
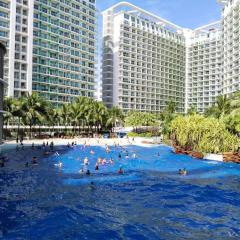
left=2, top=137, right=161, bottom=150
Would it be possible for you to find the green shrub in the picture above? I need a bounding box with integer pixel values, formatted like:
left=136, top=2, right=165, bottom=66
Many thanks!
left=170, top=115, right=239, bottom=154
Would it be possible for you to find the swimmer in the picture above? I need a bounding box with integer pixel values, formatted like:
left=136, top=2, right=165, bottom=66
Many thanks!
left=118, top=153, right=122, bottom=159
left=43, top=141, right=46, bottom=147
left=67, top=142, right=70, bottom=148
left=32, top=156, right=38, bottom=165
left=97, top=157, right=102, bottom=164
left=25, top=162, right=29, bottom=167
left=102, top=159, right=107, bottom=165
left=32, top=143, right=35, bottom=149
left=44, top=151, right=49, bottom=156
left=55, top=152, right=59, bottom=156
left=179, top=168, right=187, bottom=176
left=106, top=147, right=110, bottom=153
left=0, top=159, right=4, bottom=168
left=79, top=168, right=84, bottom=174
left=109, top=158, right=114, bottom=164
left=86, top=169, right=91, bottom=175
left=50, top=142, right=54, bottom=150
left=54, top=162, right=62, bottom=168
left=132, top=153, right=136, bottom=159
left=90, top=150, right=94, bottom=155
left=84, top=157, right=89, bottom=165
left=95, top=163, right=99, bottom=171
left=157, top=152, right=160, bottom=157
left=118, top=167, right=124, bottom=174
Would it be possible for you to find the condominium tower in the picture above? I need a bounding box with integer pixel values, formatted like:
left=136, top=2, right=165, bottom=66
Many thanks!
left=102, top=1, right=240, bottom=113
left=220, top=0, right=240, bottom=96
left=186, top=23, right=223, bottom=113
left=102, top=2, right=186, bottom=112
left=0, top=0, right=33, bottom=98
left=0, top=0, right=97, bottom=105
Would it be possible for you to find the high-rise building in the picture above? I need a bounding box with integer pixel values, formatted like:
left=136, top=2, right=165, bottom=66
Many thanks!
left=102, top=1, right=240, bottom=114
left=32, top=0, right=97, bottom=106
left=0, top=0, right=97, bottom=106
left=220, top=0, right=240, bottom=96
left=0, top=0, right=33, bottom=98
left=102, top=2, right=186, bottom=112
left=186, top=23, right=223, bottom=113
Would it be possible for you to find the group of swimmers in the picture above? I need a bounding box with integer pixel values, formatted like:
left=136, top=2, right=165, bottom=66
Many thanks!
left=75, top=143, right=129, bottom=176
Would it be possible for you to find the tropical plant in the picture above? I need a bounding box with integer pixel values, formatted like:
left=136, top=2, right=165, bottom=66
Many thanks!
left=106, top=106, right=124, bottom=131
left=170, top=115, right=239, bottom=154
left=21, top=93, right=48, bottom=138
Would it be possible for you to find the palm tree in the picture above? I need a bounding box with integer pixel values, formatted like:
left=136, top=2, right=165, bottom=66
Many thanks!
left=22, top=93, right=48, bottom=138
left=47, top=107, right=61, bottom=137
left=3, top=97, right=14, bottom=126
left=229, top=91, right=240, bottom=114
left=165, top=100, right=176, bottom=114
left=215, top=95, right=231, bottom=118
left=69, top=102, right=81, bottom=135
left=204, top=95, right=231, bottom=119
left=187, top=105, right=197, bottom=115
left=11, top=98, right=25, bottom=140
left=60, top=104, right=70, bottom=132
left=93, top=101, right=108, bottom=133
left=107, top=106, right=124, bottom=131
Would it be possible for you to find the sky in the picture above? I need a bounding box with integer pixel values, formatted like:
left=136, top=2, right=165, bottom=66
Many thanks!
left=96, top=0, right=223, bottom=29
left=95, top=0, right=224, bottom=98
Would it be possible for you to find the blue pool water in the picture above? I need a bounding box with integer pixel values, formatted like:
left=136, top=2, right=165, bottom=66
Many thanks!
left=0, top=144, right=240, bottom=239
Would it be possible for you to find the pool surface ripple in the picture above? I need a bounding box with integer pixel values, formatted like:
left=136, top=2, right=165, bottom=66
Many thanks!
left=0, top=144, right=240, bottom=239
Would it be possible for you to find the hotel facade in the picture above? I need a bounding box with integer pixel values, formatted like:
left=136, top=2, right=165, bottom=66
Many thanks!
left=0, top=0, right=97, bottom=106
left=102, top=1, right=240, bottom=113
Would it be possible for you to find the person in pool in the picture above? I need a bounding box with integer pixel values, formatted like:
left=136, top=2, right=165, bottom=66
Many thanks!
left=179, top=168, right=187, bottom=176
left=0, top=158, right=4, bottom=168
left=109, top=158, right=114, bottom=164
left=97, top=157, right=102, bottom=164
left=32, top=156, right=38, bottom=165
left=118, top=153, right=122, bottom=159
left=95, top=163, right=99, bottom=171
left=102, top=159, right=107, bottom=165
left=84, top=157, right=89, bottom=165
left=44, top=151, right=49, bottom=156
left=118, top=167, right=124, bottom=174
left=106, top=146, right=110, bottom=153
left=86, top=170, right=91, bottom=175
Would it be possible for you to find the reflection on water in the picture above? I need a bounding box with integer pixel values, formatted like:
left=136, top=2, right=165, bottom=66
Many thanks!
left=0, top=144, right=240, bottom=239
